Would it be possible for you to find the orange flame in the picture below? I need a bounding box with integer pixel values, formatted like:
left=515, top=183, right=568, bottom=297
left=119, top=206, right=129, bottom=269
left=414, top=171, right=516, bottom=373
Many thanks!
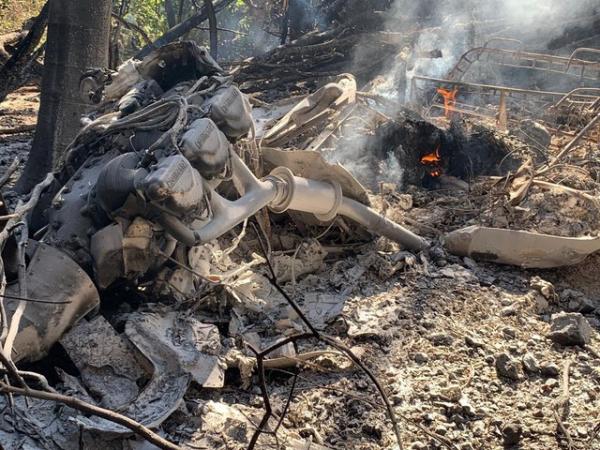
left=420, top=144, right=441, bottom=164
left=420, top=144, right=443, bottom=177
left=437, top=87, right=458, bottom=118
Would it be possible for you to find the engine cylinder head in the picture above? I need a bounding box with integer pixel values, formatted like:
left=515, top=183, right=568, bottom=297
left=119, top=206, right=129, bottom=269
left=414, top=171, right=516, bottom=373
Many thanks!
left=181, top=118, right=230, bottom=178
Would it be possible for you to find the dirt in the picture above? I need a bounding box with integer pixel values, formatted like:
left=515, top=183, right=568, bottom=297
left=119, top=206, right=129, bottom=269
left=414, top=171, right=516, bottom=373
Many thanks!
left=143, top=216, right=600, bottom=450
left=0, top=85, right=38, bottom=183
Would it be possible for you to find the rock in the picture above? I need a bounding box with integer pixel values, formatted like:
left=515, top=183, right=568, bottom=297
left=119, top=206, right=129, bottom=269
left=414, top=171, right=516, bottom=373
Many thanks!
left=560, top=289, right=596, bottom=313
left=421, top=319, right=436, bottom=330
left=531, top=292, right=551, bottom=314
left=361, top=423, right=383, bottom=440
left=434, top=424, right=448, bottom=435
left=440, top=385, right=462, bottom=402
left=500, top=305, right=518, bottom=316
left=502, top=327, right=517, bottom=339
left=522, top=353, right=540, bottom=373
left=465, top=335, right=485, bottom=349
left=458, top=396, right=475, bottom=416
left=450, top=413, right=467, bottom=424
left=422, top=413, right=434, bottom=424
left=542, top=378, right=559, bottom=393
left=568, top=298, right=596, bottom=314
left=533, top=409, right=544, bottom=418
left=502, top=422, right=523, bottom=445
left=428, top=332, right=454, bottom=346
left=540, top=362, right=560, bottom=377
left=463, top=257, right=478, bottom=270
left=411, top=352, right=429, bottom=364
left=495, top=353, right=521, bottom=381
left=530, top=276, right=557, bottom=301
left=548, top=312, right=593, bottom=346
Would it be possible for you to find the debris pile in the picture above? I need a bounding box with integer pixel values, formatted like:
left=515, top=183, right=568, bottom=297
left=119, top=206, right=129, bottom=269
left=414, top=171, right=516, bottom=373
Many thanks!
left=0, top=14, right=600, bottom=450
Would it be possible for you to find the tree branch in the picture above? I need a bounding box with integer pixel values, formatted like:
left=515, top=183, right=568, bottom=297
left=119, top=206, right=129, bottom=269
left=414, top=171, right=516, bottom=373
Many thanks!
left=0, top=157, right=20, bottom=190
left=135, top=0, right=234, bottom=59
left=111, top=12, right=153, bottom=46
left=245, top=223, right=404, bottom=450
left=0, top=381, right=182, bottom=450
left=0, top=2, right=48, bottom=103
left=203, top=0, right=218, bottom=60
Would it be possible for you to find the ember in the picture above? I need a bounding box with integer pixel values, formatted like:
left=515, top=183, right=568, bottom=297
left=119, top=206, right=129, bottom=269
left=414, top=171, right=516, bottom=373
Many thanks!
left=420, top=144, right=443, bottom=177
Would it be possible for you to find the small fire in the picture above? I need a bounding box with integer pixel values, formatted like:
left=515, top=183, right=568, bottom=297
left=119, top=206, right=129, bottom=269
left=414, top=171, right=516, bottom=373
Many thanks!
left=420, top=146, right=441, bottom=164
left=420, top=144, right=443, bottom=177
left=437, top=87, right=458, bottom=119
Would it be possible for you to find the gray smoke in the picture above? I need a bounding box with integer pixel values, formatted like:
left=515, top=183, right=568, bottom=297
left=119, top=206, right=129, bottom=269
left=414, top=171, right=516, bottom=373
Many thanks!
left=393, top=0, right=600, bottom=94
left=325, top=0, right=599, bottom=187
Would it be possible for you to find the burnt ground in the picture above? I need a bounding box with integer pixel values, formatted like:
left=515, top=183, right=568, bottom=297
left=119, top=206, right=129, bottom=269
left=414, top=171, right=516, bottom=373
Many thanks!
left=161, top=247, right=600, bottom=450
left=0, top=85, right=38, bottom=182
left=0, top=88, right=599, bottom=450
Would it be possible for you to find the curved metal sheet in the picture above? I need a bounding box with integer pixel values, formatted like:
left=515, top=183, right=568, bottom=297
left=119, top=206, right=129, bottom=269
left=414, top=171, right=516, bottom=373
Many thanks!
left=5, top=240, right=100, bottom=363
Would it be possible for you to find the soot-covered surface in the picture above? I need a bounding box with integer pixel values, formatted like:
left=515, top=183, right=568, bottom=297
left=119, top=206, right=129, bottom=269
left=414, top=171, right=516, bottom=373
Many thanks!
left=364, top=108, right=519, bottom=188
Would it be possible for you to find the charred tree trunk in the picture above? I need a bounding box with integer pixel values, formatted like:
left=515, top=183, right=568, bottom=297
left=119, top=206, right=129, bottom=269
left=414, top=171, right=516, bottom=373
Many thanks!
left=164, top=0, right=178, bottom=28
left=16, top=0, right=112, bottom=194
left=288, top=0, right=312, bottom=42
left=203, top=0, right=218, bottom=60
left=0, top=3, right=49, bottom=103
left=109, top=1, right=130, bottom=69
left=136, top=0, right=234, bottom=59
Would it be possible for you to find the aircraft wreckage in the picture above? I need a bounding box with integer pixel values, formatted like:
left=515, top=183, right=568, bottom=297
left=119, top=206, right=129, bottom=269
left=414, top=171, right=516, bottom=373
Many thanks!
left=0, top=43, right=429, bottom=433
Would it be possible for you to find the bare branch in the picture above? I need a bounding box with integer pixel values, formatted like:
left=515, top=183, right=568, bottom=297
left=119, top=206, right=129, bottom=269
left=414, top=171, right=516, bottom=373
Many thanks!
left=0, top=124, right=36, bottom=135
left=0, top=157, right=20, bottom=190
left=111, top=12, right=153, bottom=46
left=0, top=381, right=183, bottom=450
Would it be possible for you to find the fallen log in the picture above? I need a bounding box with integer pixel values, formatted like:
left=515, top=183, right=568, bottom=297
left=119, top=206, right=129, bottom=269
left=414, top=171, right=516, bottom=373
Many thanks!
left=0, top=124, right=36, bottom=135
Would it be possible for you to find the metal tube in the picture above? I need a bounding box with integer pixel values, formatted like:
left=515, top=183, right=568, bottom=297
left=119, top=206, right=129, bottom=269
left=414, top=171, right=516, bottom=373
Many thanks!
left=195, top=180, right=279, bottom=242
left=154, top=179, right=278, bottom=246
left=549, top=111, right=600, bottom=166
left=337, top=197, right=429, bottom=251
left=157, top=156, right=429, bottom=251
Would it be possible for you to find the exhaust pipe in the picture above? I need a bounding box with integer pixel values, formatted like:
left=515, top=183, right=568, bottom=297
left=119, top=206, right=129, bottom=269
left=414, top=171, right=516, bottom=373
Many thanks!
left=157, top=152, right=429, bottom=252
